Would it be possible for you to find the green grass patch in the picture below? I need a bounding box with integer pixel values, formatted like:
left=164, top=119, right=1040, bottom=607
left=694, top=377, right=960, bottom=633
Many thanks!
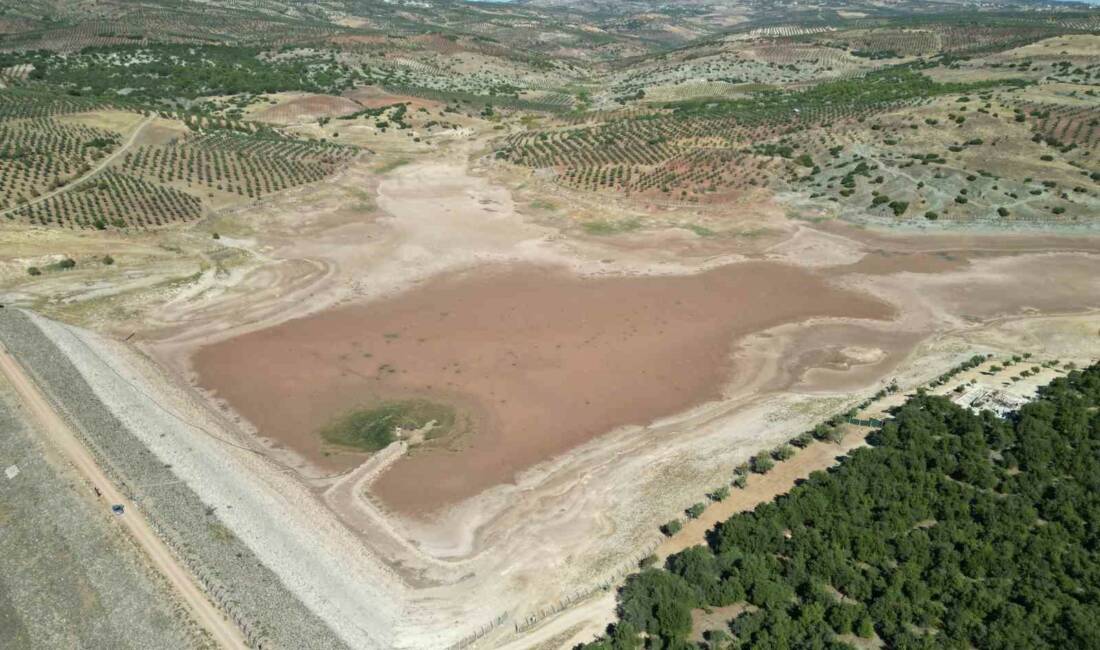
left=206, top=521, right=236, bottom=544
left=374, top=157, right=411, bottom=174
left=681, top=223, right=716, bottom=237
left=320, top=399, right=455, bottom=452
left=345, top=187, right=376, bottom=211
left=581, top=217, right=642, bottom=235
left=529, top=199, right=558, bottom=211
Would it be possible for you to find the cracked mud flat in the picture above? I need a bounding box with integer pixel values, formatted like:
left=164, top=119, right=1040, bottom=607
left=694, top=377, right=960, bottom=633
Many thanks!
left=120, top=152, right=1100, bottom=648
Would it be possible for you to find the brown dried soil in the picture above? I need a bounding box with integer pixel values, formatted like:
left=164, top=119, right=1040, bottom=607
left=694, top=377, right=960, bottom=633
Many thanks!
left=192, top=261, right=892, bottom=514
left=255, top=94, right=364, bottom=124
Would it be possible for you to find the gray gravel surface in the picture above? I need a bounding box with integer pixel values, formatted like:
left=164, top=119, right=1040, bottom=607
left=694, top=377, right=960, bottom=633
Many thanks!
left=0, top=383, right=203, bottom=649
left=0, top=309, right=348, bottom=650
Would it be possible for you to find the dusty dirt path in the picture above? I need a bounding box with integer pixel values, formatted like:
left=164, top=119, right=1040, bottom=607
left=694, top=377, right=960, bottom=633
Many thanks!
left=493, top=591, right=618, bottom=650
left=0, top=115, right=154, bottom=220
left=655, top=426, right=874, bottom=559
left=657, top=350, right=1086, bottom=555
left=0, top=343, right=247, bottom=650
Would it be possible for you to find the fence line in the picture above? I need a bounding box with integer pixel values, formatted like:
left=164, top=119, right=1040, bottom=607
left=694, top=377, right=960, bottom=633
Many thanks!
left=446, top=613, right=509, bottom=650
left=514, top=535, right=663, bottom=635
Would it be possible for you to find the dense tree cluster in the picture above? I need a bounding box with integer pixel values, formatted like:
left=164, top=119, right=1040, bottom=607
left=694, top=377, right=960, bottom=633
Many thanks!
left=0, top=88, right=108, bottom=121
left=666, top=67, right=1025, bottom=122
left=5, top=45, right=363, bottom=101
left=583, top=363, right=1100, bottom=649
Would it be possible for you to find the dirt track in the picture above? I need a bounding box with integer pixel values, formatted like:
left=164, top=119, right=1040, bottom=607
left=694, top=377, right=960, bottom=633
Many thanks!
left=0, top=343, right=247, bottom=650
left=0, top=115, right=153, bottom=220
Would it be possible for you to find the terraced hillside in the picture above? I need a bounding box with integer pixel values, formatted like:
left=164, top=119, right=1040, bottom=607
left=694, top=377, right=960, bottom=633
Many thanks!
left=496, top=15, right=1100, bottom=226
left=0, top=86, right=363, bottom=229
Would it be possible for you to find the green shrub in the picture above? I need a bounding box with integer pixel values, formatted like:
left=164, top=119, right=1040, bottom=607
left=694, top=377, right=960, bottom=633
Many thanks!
left=44, top=258, right=76, bottom=271
left=856, top=617, right=875, bottom=639
left=319, top=399, right=455, bottom=451
left=750, top=455, right=774, bottom=474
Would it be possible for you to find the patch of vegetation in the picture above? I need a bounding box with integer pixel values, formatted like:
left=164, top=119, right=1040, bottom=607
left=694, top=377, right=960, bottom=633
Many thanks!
left=667, top=66, right=1027, bottom=123
left=581, top=218, right=642, bottom=235
left=529, top=199, right=558, bottom=211
left=5, top=45, right=362, bottom=103
left=374, top=158, right=411, bottom=174
left=320, top=399, right=455, bottom=452
left=682, top=223, right=716, bottom=237
left=43, top=257, right=76, bottom=271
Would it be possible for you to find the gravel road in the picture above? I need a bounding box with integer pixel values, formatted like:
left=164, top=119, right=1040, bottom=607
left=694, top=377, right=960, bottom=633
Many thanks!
left=0, top=383, right=207, bottom=650
left=0, top=309, right=370, bottom=649
left=0, top=341, right=246, bottom=649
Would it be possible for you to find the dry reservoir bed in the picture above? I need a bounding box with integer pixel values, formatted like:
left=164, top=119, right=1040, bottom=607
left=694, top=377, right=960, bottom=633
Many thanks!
left=193, top=261, right=893, bottom=514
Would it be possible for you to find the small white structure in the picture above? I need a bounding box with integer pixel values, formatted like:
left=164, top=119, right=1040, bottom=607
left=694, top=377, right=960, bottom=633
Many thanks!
left=952, top=386, right=1029, bottom=417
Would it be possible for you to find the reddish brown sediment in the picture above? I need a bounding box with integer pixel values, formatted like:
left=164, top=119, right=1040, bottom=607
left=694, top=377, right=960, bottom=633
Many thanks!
left=193, top=261, right=893, bottom=514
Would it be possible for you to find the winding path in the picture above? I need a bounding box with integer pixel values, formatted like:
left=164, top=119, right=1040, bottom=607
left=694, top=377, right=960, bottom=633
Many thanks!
left=0, top=342, right=247, bottom=650
left=0, top=114, right=154, bottom=219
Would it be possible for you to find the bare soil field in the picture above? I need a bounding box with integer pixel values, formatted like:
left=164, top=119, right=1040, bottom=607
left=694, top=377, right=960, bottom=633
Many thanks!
left=343, top=86, right=444, bottom=111
left=193, top=261, right=892, bottom=513
left=254, top=93, right=364, bottom=124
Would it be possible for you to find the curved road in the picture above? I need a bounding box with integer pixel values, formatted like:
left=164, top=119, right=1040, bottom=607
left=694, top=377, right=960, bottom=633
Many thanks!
left=0, top=114, right=154, bottom=219
left=0, top=344, right=247, bottom=650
